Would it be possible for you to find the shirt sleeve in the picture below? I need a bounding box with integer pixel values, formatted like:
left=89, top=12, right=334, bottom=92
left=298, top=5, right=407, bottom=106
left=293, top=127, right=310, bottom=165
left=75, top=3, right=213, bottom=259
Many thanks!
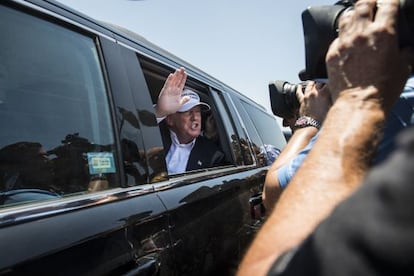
left=277, top=133, right=319, bottom=189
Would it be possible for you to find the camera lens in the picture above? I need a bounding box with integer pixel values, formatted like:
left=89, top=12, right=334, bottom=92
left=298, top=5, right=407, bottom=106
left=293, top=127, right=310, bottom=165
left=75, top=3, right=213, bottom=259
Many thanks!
left=269, top=81, right=300, bottom=118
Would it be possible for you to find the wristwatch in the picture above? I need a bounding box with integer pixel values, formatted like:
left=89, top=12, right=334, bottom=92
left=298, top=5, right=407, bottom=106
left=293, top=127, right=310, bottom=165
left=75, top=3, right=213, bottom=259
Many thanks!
left=294, top=116, right=321, bottom=130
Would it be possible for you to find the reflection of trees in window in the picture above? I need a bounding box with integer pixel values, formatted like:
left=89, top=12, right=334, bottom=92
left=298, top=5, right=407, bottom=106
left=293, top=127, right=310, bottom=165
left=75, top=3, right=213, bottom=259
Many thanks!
left=48, top=133, right=115, bottom=193
left=145, top=146, right=166, bottom=182
left=0, top=133, right=117, bottom=201
left=118, top=106, right=167, bottom=185
left=0, top=141, right=53, bottom=192
left=231, top=134, right=245, bottom=165
left=250, top=142, right=267, bottom=167
left=234, top=136, right=255, bottom=166
left=231, top=135, right=270, bottom=167
left=121, top=138, right=145, bottom=185
left=122, top=140, right=166, bottom=185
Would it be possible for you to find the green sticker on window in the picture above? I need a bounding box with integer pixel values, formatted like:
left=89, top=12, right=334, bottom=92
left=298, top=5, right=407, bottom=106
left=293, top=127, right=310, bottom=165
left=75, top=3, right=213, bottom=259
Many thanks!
left=87, top=152, right=116, bottom=174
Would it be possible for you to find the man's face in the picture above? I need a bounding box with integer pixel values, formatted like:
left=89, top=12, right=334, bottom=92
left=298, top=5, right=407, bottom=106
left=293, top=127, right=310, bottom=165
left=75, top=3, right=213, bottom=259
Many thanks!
left=166, top=106, right=202, bottom=144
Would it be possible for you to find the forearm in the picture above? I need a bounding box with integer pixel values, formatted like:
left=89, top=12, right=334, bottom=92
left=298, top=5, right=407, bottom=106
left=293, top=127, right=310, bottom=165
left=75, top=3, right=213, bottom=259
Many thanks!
left=238, top=88, right=386, bottom=276
left=263, top=127, right=318, bottom=210
left=272, top=127, right=318, bottom=167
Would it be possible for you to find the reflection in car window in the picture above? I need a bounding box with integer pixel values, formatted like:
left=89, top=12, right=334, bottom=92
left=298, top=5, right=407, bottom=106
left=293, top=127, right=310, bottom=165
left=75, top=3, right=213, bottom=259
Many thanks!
left=240, top=100, right=286, bottom=166
left=0, top=5, right=118, bottom=207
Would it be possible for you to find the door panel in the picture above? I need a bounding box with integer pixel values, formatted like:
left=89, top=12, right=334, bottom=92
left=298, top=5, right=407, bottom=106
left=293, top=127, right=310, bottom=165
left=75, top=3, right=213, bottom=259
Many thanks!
left=0, top=191, right=171, bottom=275
left=156, top=168, right=265, bottom=275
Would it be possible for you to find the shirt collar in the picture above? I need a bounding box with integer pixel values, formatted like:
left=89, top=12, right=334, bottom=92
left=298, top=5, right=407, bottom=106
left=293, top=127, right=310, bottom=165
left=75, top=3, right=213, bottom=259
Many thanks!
left=169, top=130, right=196, bottom=148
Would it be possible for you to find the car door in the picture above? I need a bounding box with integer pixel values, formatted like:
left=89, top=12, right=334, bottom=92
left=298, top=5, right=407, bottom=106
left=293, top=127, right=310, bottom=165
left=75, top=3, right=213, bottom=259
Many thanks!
left=150, top=82, right=268, bottom=275
left=0, top=1, right=173, bottom=274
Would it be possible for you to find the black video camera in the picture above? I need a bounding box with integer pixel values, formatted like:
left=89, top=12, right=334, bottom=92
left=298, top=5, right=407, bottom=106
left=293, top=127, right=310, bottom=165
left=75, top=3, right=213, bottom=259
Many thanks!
left=300, top=0, right=414, bottom=80
left=269, top=0, right=414, bottom=119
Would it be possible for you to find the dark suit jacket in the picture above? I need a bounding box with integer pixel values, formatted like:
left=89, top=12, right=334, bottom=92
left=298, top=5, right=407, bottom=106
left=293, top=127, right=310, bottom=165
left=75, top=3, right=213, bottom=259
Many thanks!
left=185, top=136, right=225, bottom=171
left=160, top=123, right=225, bottom=172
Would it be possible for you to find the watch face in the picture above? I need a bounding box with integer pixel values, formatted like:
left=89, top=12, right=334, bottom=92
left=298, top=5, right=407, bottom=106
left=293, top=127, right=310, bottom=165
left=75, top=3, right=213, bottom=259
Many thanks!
left=297, top=118, right=307, bottom=125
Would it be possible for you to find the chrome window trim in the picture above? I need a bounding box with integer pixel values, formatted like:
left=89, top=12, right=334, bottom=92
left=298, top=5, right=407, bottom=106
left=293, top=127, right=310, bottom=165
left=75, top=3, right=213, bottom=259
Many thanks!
left=152, top=165, right=258, bottom=191
left=9, top=0, right=222, bottom=92
left=0, top=184, right=155, bottom=227
left=10, top=0, right=115, bottom=42
left=116, top=39, right=207, bottom=88
left=9, top=0, right=200, bottom=83
left=118, top=41, right=169, bottom=68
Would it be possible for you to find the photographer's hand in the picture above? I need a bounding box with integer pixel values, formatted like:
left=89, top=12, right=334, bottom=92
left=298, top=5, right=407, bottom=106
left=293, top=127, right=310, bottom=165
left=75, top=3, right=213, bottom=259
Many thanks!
left=326, top=0, right=413, bottom=109
left=297, top=81, right=332, bottom=123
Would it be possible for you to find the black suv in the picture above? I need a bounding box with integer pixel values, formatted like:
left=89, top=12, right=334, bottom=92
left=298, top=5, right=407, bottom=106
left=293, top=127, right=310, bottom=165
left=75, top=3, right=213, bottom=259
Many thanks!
left=0, top=1, right=286, bottom=275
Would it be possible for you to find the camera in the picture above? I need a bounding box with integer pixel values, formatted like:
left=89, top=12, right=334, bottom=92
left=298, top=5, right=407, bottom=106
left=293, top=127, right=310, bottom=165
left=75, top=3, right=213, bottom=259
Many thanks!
left=300, top=0, right=414, bottom=80
left=269, top=0, right=413, bottom=119
left=269, top=81, right=307, bottom=118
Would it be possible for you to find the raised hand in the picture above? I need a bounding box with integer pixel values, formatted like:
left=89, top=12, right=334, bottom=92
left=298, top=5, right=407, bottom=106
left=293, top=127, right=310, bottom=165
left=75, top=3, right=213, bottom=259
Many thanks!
left=154, top=67, right=189, bottom=118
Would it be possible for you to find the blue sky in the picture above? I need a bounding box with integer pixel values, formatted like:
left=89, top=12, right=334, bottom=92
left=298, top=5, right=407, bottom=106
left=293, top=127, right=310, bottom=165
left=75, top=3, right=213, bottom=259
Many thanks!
left=57, top=0, right=334, bottom=115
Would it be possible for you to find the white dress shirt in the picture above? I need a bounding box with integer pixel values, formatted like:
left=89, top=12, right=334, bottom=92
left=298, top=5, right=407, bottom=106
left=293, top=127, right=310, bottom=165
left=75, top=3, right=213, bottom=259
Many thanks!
left=165, top=130, right=195, bottom=174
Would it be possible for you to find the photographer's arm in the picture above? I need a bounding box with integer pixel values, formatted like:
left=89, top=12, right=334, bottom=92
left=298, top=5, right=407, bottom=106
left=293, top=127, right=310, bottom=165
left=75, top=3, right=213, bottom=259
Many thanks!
left=238, top=0, right=413, bottom=275
left=263, top=127, right=317, bottom=210
left=263, top=82, right=331, bottom=211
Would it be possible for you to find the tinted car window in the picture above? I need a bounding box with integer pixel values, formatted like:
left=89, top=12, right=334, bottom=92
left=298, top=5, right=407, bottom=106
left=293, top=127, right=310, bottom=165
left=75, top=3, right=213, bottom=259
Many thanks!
left=0, top=5, right=118, bottom=207
left=239, top=99, right=286, bottom=166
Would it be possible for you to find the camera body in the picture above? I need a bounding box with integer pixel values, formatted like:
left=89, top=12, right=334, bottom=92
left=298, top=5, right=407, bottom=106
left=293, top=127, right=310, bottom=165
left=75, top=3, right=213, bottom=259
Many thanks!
left=300, top=0, right=414, bottom=80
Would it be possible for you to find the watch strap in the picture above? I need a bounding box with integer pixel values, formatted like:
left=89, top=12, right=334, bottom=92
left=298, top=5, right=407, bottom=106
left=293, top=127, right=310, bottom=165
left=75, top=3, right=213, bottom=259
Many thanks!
left=294, top=116, right=321, bottom=130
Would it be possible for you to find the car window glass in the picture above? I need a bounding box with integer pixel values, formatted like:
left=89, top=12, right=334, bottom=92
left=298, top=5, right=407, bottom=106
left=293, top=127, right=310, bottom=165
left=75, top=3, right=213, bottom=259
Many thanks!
left=209, top=89, right=246, bottom=165
left=241, top=100, right=286, bottom=148
left=240, top=100, right=286, bottom=166
left=0, top=5, right=119, bottom=208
